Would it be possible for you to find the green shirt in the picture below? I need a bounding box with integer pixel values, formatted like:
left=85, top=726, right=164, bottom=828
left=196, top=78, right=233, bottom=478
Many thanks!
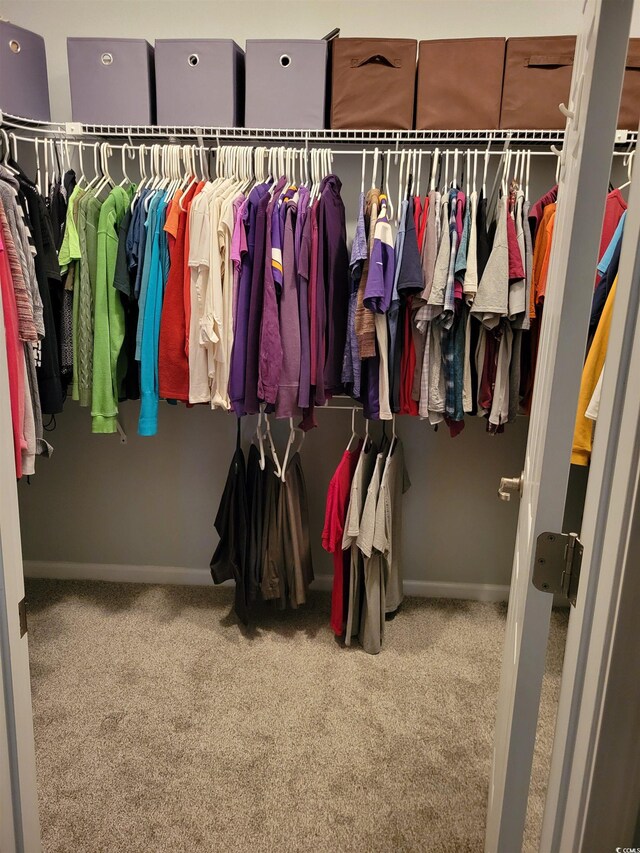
left=73, top=191, right=102, bottom=406
left=91, top=185, right=134, bottom=433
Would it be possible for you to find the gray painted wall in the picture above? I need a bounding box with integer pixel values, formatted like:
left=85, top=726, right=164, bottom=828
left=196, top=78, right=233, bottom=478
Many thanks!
left=4, top=0, right=627, bottom=586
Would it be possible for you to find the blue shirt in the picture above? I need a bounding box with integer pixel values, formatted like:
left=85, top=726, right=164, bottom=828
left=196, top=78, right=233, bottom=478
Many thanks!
left=138, top=193, right=168, bottom=436
left=597, top=210, right=626, bottom=275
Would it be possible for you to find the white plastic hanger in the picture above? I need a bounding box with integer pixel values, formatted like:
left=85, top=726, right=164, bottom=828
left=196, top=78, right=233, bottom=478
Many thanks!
left=551, top=144, right=562, bottom=184
left=429, top=147, right=439, bottom=193
left=33, top=137, right=43, bottom=195
left=95, top=142, right=115, bottom=198
left=371, top=147, right=380, bottom=190
left=363, top=416, right=371, bottom=451
left=118, top=142, right=130, bottom=187
left=482, top=140, right=491, bottom=198
left=466, top=149, right=471, bottom=198
left=619, top=147, right=635, bottom=190
left=0, top=129, right=18, bottom=175
left=388, top=413, right=398, bottom=457
left=452, top=148, right=459, bottom=190
left=345, top=407, right=360, bottom=453
left=396, top=148, right=406, bottom=225
left=473, top=149, right=478, bottom=195
left=281, top=417, right=305, bottom=481
left=264, top=412, right=282, bottom=479
left=416, top=149, right=423, bottom=198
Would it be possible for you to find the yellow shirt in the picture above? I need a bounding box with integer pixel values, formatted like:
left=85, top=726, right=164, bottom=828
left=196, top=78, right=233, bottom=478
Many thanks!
left=571, top=276, right=617, bottom=466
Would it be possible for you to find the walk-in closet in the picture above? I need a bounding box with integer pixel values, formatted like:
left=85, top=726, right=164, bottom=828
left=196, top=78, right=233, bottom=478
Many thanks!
left=1, top=1, right=640, bottom=852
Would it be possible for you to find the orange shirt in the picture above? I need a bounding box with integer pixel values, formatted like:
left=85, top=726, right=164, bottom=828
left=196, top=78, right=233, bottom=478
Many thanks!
left=529, top=202, right=556, bottom=317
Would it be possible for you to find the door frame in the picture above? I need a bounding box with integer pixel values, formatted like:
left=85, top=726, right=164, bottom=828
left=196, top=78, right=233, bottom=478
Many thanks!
left=540, top=107, right=640, bottom=850
left=0, top=221, right=41, bottom=849
left=484, top=0, right=635, bottom=850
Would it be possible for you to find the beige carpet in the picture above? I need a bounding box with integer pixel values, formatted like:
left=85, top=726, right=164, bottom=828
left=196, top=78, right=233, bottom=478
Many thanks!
left=26, top=579, right=567, bottom=853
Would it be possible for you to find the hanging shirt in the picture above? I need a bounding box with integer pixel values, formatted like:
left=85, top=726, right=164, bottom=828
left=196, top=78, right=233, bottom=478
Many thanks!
left=323, top=444, right=362, bottom=636
left=276, top=201, right=301, bottom=418
left=572, top=277, right=617, bottom=466
left=373, top=440, right=410, bottom=615
left=354, top=188, right=379, bottom=360
left=210, top=423, right=249, bottom=625
left=258, top=177, right=286, bottom=405
left=296, top=187, right=312, bottom=411
left=364, top=195, right=394, bottom=420
left=92, top=185, right=132, bottom=433
left=187, top=182, right=214, bottom=404
left=318, top=175, right=349, bottom=399
left=343, top=191, right=368, bottom=398
left=342, top=439, right=378, bottom=644
left=471, top=194, right=509, bottom=330
left=229, top=183, right=269, bottom=415
left=158, top=182, right=198, bottom=402
left=597, top=210, right=626, bottom=276
left=0, top=226, right=26, bottom=477
left=244, top=190, right=270, bottom=415
left=138, top=191, right=169, bottom=436
left=387, top=198, right=408, bottom=414
left=356, top=450, right=386, bottom=655
left=598, top=188, right=627, bottom=267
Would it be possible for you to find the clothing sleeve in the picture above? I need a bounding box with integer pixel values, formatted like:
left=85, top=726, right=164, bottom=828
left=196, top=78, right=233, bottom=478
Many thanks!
left=371, top=483, right=388, bottom=556
left=364, top=232, right=394, bottom=313
left=322, top=478, right=337, bottom=553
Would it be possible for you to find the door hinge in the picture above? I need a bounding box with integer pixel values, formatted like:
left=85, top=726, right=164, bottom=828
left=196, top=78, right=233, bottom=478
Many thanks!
left=533, top=531, right=583, bottom=607
left=18, top=597, right=27, bottom=637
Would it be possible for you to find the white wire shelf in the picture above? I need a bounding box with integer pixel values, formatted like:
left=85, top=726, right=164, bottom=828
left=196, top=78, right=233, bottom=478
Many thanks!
left=2, top=110, right=636, bottom=147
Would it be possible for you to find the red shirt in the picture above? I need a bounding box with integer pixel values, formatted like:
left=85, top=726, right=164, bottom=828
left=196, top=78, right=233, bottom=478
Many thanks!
left=158, top=182, right=198, bottom=401
left=322, top=445, right=361, bottom=636
left=596, top=188, right=627, bottom=287
left=400, top=296, right=418, bottom=416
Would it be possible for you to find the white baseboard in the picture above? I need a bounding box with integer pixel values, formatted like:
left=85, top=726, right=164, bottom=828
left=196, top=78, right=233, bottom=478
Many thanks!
left=23, top=560, right=510, bottom=602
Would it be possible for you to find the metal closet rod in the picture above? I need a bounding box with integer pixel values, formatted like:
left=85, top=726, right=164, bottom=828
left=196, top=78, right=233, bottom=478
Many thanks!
left=5, top=135, right=587, bottom=158
left=2, top=111, right=636, bottom=146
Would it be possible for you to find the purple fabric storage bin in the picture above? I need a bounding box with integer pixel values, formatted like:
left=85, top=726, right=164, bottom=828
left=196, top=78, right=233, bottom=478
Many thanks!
left=67, top=38, right=155, bottom=125
left=155, top=39, right=243, bottom=126
left=0, top=22, right=50, bottom=121
left=245, top=40, right=327, bottom=129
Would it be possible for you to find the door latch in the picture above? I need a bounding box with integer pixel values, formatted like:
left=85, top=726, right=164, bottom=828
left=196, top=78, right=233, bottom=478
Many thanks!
left=18, top=597, right=27, bottom=637
left=533, top=531, right=583, bottom=607
left=498, top=472, right=524, bottom=502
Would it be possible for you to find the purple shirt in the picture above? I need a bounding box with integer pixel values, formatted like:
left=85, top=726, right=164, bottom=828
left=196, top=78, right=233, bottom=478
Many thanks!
left=342, top=190, right=367, bottom=398
left=230, top=183, right=269, bottom=415
left=230, top=195, right=246, bottom=336
left=243, top=190, right=270, bottom=414
left=259, top=177, right=286, bottom=404
left=363, top=197, right=395, bottom=314
left=295, top=186, right=311, bottom=410
left=276, top=202, right=301, bottom=418
left=317, top=174, right=349, bottom=402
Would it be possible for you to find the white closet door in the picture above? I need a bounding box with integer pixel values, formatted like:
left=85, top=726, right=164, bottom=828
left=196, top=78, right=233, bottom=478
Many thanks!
left=0, top=268, right=41, bottom=846
left=484, top=0, right=634, bottom=850
left=539, top=105, right=640, bottom=853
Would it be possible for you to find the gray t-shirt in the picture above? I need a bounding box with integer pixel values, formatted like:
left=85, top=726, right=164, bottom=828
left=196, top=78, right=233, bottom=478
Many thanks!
left=357, top=451, right=387, bottom=655
left=372, top=440, right=411, bottom=614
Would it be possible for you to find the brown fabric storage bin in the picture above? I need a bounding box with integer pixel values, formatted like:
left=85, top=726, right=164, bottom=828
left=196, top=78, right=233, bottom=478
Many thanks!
left=416, top=38, right=505, bottom=130
left=330, top=38, right=417, bottom=129
left=500, top=36, right=576, bottom=129
left=620, top=39, right=640, bottom=130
